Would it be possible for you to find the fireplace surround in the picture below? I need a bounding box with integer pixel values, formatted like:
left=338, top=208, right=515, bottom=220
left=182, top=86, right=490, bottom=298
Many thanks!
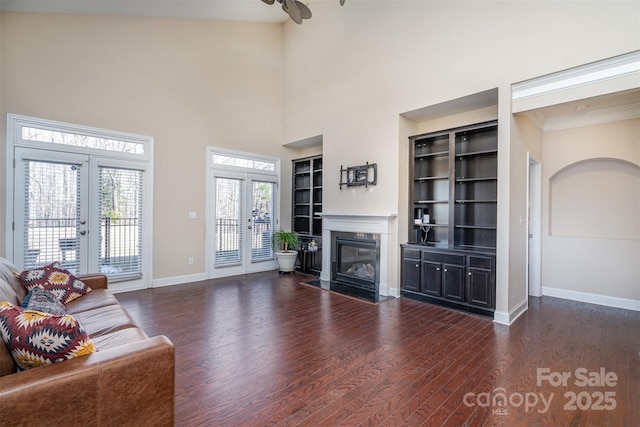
left=319, top=213, right=397, bottom=299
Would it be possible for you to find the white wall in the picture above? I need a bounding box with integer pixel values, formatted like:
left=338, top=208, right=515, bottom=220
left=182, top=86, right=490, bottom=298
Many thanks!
left=0, top=12, right=293, bottom=282
left=509, top=113, right=544, bottom=312
left=542, top=119, right=640, bottom=303
left=281, top=1, right=639, bottom=316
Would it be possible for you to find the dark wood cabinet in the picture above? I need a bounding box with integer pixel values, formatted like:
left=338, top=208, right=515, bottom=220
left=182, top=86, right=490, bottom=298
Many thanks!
left=292, top=155, right=323, bottom=275
left=442, top=264, right=465, bottom=302
left=401, top=245, right=495, bottom=316
left=402, top=256, right=421, bottom=293
left=420, top=260, right=442, bottom=297
left=402, top=120, right=497, bottom=317
left=466, top=255, right=494, bottom=308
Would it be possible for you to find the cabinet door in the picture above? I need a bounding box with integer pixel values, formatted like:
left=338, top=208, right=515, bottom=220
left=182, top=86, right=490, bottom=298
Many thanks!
left=402, top=257, right=421, bottom=292
left=442, top=264, right=465, bottom=302
left=467, top=267, right=493, bottom=308
left=421, top=260, right=442, bottom=297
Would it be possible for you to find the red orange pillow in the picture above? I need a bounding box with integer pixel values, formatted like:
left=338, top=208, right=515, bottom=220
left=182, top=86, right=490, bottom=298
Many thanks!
left=0, top=301, right=96, bottom=371
left=16, top=262, right=92, bottom=304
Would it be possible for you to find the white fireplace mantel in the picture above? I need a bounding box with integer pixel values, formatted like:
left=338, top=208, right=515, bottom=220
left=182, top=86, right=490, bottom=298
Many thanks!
left=319, top=213, right=397, bottom=297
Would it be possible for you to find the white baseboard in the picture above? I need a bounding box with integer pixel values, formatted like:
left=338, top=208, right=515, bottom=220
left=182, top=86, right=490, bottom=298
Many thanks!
left=151, top=272, right=207, bottom=288
left=542, top=286, right=640, bottom=312
left=109, top=281, right=148, bottom=294
left=493, top=298, right=528, bottom=325
left=380, top=283, right=400, bottom=298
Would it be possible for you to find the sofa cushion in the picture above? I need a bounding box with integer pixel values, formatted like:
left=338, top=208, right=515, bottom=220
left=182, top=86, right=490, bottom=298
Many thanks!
left=73, top=304, right=138, bottom=338
left=90, top=327, right=148, bottom=351
left=0, top=334, right=17, bottom=376
left=65, top=289, right=120, bottom=315
left=17, top=262, right=92, bottom=304
left=23, top=288, right=68, bottom=316
left=0, top=301, right=95, bottom=371
left=0, top=258, right=26, bottom=303
left=0, top=278, right=20, bottom=306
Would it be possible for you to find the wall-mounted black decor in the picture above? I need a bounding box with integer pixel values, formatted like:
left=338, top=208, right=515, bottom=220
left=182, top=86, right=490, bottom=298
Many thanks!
left=339, top=162, right=377, bottom=189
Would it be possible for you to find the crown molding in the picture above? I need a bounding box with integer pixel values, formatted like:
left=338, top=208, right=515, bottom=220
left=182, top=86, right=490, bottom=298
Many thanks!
left=512, top=51, right=640, bottom=103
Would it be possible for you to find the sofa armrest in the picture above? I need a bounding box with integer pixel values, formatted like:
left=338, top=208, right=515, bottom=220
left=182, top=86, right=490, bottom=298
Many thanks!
left=77, top=273, right=108, bottom=290
left=0, top=335, right=174, bottom=427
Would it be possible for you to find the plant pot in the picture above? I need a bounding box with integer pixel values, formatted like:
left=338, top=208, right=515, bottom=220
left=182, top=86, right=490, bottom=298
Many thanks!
left=275, top=250, right=298, bottom=273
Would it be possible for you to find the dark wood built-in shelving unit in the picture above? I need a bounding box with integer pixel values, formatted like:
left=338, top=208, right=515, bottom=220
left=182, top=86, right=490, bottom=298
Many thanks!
left=402, top=121, right=498, bottom=316
left=292, top=155, right=323, bottom=275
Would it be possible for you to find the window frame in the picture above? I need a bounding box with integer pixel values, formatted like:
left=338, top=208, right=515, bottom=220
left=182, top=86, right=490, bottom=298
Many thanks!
left=6, top=113, right=154, bottom=291
left=206, top=146, right=281, bottom=278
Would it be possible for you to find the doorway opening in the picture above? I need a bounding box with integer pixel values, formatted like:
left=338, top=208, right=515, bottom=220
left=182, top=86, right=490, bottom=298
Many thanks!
left=527, top=154, right=542, bottom=297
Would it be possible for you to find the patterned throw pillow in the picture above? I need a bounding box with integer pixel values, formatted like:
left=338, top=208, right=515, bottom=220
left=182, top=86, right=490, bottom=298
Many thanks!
left=0, top=301, right=95, bottom=371
left=17, top=262, right=92, bottom=304
left=22, top=287, right=68, bottom=316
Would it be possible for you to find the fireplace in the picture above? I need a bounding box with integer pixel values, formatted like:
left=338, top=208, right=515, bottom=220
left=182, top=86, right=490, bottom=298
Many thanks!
left=332, top=232, right=380, bottom=292
left=316, top=213, right=398, bottom=300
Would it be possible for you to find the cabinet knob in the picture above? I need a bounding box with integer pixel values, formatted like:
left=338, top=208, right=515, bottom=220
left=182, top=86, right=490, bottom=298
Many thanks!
left=436, top=267, right=440, bottom=271
left=468, top=272, right=472, bottom=276
left=443, top=268, right=447, bottom=272
left=415, top=263, right=419, bottom=268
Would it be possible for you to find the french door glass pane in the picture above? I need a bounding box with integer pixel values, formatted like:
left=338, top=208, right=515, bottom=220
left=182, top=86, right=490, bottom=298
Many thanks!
left=98, top=167, right=143, bottom=279
left=23, top=160, right=81, bottom=272
left=214, top=177, right=243, bottom=267
left=250, top=181, right=275, bottom=263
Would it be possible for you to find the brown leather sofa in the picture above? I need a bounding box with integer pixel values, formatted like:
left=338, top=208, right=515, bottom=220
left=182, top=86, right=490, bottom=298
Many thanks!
left=0, top=259, right=175, bottom=426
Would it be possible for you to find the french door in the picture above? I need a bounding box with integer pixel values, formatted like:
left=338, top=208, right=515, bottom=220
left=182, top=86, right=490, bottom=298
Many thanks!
left=210, top=172, right=278, bottom=277
left=14, top=148, right=90, bottom=273
left=13, top=147, right=145, bottom=282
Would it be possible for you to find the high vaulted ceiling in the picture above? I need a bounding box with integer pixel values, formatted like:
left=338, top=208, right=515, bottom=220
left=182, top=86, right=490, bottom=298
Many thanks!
left=0, top=0, right=289, bottom=23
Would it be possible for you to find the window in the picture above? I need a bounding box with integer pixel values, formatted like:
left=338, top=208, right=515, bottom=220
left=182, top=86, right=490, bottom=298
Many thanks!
left=211, top=153, right=276, bottom=172
left=7, top=114, right=153, bottom=289
left=21, top=126, right=145, bottom=155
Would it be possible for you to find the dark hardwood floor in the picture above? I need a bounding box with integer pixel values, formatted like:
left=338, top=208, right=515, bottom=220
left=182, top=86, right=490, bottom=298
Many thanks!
left=116, top=272, right=639, bottom=426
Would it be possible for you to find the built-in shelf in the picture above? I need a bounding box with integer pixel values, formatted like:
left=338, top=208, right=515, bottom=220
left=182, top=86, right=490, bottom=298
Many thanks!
left=416, top=150, right=449, bottom=158
left=456, top=149, right=498, bottom=157
left=456, top=177, right=497, bottom=182
left=455, top=225, right=496, bottom=229
left=292, top=154, right=323, bottom=275
left=415, top=176, right=449, bottom=181
left=408, top=120, right=498, bottom=251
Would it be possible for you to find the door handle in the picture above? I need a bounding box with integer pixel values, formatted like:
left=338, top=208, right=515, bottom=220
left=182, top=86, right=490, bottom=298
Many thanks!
left=79, top=220, right=87, bottom=225
left=79, top=230, right=87, bottom=235
left=248, top=226, right=252, bottom=230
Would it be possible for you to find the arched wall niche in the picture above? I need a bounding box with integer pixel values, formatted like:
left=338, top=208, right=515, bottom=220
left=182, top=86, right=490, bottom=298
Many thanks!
left=549, top=157, right=640, bottom=240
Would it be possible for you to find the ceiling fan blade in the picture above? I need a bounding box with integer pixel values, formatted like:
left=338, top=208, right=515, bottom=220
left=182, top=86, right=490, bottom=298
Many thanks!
left=282, top=0, right=302, bottom=24
left=295, top=1, right=312, bottom=20
left=261, top=0, right=275, bottom=4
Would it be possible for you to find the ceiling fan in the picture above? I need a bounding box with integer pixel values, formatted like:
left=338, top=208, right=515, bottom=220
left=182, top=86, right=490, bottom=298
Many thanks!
left=261, top=0, right=345, bottom=25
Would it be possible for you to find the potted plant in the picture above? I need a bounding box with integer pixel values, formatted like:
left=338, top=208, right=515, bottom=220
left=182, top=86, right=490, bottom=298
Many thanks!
left=272, top=229, right=299, bottom=273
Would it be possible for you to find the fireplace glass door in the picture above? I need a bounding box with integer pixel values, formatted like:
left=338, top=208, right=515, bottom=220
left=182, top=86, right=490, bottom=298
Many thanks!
left=334, top=234, right=380, bottom=290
